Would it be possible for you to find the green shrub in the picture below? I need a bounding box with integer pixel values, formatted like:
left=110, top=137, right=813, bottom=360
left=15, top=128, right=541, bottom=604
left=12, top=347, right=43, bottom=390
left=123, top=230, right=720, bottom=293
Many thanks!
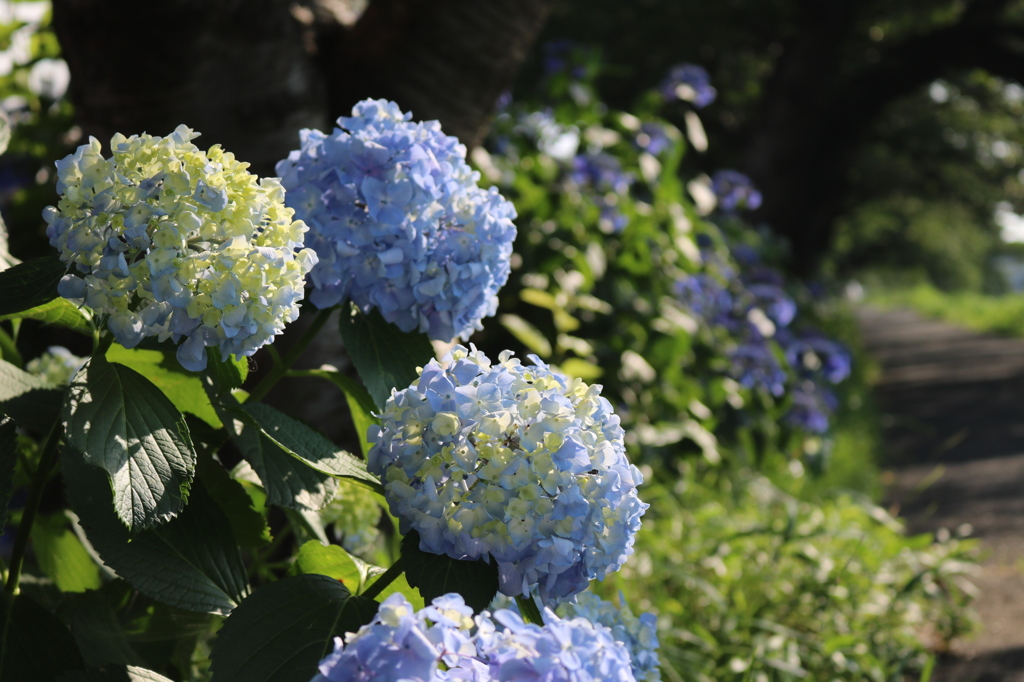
left=600, top=468, right=978, bottom=681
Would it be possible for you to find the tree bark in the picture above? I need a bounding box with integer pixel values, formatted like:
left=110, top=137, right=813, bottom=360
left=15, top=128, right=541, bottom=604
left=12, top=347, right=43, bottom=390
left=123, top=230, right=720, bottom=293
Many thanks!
left=52, top=0, right=326, bottom=176
left=318, top=0, right=556, bottom=147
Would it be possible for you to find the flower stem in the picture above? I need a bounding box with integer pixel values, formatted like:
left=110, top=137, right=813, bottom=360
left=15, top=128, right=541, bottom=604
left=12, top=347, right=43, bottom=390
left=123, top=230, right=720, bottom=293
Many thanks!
left=5, top=422, right=61, bottom=595
left=516, top=594, right=545, bottom=626
left=361, top=555, right=406, bottom=600
left=247, top=307, right=334, bottom=403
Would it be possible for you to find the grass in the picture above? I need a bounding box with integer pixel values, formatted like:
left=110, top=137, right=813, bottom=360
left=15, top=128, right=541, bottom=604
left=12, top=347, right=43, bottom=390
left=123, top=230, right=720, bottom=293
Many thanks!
left=869, top=283, right=1024, bottom=337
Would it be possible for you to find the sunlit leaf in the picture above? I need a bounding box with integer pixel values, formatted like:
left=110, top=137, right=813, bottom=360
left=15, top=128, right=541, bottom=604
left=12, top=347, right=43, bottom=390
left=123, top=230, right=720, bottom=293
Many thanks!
left=63, top=355, right=196, bottom=530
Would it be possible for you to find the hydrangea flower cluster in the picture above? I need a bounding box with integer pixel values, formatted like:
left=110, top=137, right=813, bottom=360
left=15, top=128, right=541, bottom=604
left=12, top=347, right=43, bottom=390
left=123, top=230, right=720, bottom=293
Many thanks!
left=312, top=593, right=637, bottom=682
left=312, top=593, right=479, bottom=682
left=676, top=242, right=853, bottom=433
left=634, top=122, right=674, bottom=157
left=368, top=345, right=648, bottom=603
left=277, top=99, right=517, bottom=342
left=675, top=261, right=794, bottom=396
left=711, top=170, right=763, bottom=212
left=492, top=590, right=661, bottom=682
left=659, top=64, right=717, bottom=107
left=43, top=125, right=317, bottom=371
left=555, top=593, right=660, bottom=682
left=779, top=329, right=852, bottom=433
left=26, top=346, right=86, bottom=386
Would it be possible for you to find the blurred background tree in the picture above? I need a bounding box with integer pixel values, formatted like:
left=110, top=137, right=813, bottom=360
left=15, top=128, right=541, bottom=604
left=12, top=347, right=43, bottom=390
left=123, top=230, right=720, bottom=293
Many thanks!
left=539, top=0, right=1024, bottom=282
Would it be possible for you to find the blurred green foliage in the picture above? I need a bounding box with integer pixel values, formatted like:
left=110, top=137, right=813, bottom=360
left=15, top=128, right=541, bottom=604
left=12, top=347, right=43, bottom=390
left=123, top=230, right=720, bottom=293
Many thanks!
left=869, top=282, right=1024, bottom=337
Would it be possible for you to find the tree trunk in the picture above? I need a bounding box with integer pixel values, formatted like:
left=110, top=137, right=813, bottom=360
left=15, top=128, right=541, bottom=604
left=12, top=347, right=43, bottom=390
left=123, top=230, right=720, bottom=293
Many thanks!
left=320, top=0, right=555, bottom=147
left=51, top=0, right=326, bottom=176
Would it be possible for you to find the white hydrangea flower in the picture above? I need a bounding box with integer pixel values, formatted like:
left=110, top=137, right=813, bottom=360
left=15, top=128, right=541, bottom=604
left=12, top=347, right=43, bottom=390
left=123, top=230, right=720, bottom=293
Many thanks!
left=43, top=126, right=318, bottom=370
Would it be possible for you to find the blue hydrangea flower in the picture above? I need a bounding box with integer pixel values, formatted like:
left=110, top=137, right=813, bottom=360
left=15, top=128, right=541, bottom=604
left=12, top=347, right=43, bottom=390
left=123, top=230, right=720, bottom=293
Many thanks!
left=368, top=345, right=648, bottom=604
left=674, top=274, right=732, bottom=324
left=311, top=593, right=478, bottom=682
left=277, top=99, right=517, bottom=342
left=783, top=330, right=851, bottom=385
left=729, top=341, right=787, bottom=397
left=569, top=153, right=633, bottom=196
left=478, top=606, right=636, bottom=682
left=44, top=126, right=317, bottom=371
left=555, top=592, right=660, bottom=682
left=634, top=122, right=674, bottom=157
left=659, top=64, right=717, bottom=107
left=711, top=170, right=762, bottom=212
left=784, top=381, right=838, bottom=434
left=310, top=593, right=639, bottom=682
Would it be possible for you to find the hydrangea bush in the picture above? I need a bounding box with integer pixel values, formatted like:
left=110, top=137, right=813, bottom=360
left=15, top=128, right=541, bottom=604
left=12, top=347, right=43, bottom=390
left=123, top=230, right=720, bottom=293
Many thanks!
left=0, top=87, right=660, bottom=682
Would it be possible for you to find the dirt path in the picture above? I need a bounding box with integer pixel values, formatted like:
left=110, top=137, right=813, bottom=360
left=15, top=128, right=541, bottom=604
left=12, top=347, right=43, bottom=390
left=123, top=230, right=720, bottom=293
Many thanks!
left=857, top=307, right=1024, bottom=681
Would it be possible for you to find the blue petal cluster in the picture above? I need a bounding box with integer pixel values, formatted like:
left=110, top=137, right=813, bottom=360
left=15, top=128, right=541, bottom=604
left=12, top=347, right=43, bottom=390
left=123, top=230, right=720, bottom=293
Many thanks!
left=277, top=99, right=517, bottom=341
left=675, top=260, right=795, bottom=396
left=368, top=345, right=648, bottom=604
left=479, top=607, right=636, bottom=682
left=711, top=170, right=763, bottom=212
left=312, top=593, right=478, bottom=682
left=676, top=242, right=853, bottom=433
left=779, top=329, right=852, bottom=433
left=659, top=64, right=717, bottom=108
left=44, top=126, right=317, bottom=371
left=555, top=592, right=660, bottom=682
left=312, top=593, right=638, bottom=682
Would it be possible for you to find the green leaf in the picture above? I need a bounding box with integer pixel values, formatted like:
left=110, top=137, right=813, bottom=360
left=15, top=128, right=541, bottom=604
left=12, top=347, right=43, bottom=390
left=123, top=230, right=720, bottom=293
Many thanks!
left=0, top=592, right=86, bottom=681
left=337, top=305, right=434, bottom=410
left=107, top=344, right=221, bottom=428
left=196, top=453, right=271, bottom=547
left=291, top=540, right=362, bottom=591
left=239, top=401, right=383, bottom=494
left=0, top=416, right=16, bottom=532
left=205, top=353, right=249, bottom=396
left=0, top=357, right=64, bottom=434
left=62, top=355, right=197, bottom=531
left=210, top=574, right=380, bottom=682
left=58, top=666, right=176, bottom=682
left=0, top=327, right=22, bottom=367
left=33, top=512, right=103, bottom=592
left=0, top=297, right=92, bottom=335
left=57, top=590, right=146, bottom=668
left=62, top=448, right=250, bottom=614
left=209, top=392, right=337, bottom=511
left=401, top=531, right=499, bottom=613
left=500, top=313, right=552, bottom=357
left=0, top=255, right=66, bottom=316
left=301, top=368, right=379, bottom=458
left=371, top=571, right=424, bottom=610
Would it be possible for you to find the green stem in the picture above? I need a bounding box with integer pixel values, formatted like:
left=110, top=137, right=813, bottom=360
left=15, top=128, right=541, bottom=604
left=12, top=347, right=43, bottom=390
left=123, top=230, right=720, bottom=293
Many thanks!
left=247, top=307, right=334, bottom=403
left=516, top=593, right=545, bottom=626
left=362, top=555, right=406, bottom=600
left=5, top=422, right=61, bottom=594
